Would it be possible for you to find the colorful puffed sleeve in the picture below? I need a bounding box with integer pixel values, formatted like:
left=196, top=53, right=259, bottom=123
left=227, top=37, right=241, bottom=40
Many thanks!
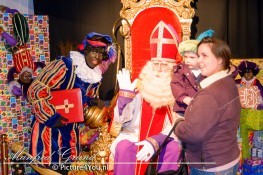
left=27, top=59, right=67, bottom=125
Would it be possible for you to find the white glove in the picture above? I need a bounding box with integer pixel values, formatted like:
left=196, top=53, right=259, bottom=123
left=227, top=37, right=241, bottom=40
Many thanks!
left=135, top=140, right=154, bottom=162
left=117, top=68, right=137, bottom=91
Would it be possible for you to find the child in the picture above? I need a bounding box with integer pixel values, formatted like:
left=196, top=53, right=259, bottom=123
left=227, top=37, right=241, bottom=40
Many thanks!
left=170, top=29, right=214, bottom=116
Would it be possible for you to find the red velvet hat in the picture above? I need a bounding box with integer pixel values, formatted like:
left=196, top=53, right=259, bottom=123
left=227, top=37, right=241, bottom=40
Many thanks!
left=150, top=21, right=180, bottom=63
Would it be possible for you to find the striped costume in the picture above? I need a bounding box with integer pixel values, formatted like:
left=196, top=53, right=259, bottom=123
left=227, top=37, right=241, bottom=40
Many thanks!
left=27, top=56, right=100, bottom=166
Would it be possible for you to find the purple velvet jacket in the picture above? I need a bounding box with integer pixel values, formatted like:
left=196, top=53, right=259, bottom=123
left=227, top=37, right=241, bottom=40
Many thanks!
left=175, top=71, right=241, bottom=169
left=171, top=63, right=204, bottom=113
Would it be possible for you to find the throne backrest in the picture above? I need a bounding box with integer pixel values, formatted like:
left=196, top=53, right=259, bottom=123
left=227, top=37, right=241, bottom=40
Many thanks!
left=120, top=0, right=195, bottom=79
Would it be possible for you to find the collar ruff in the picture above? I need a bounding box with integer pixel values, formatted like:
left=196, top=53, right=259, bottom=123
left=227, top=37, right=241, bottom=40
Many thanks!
left=241, top=76, right=256, bottom=86
left=70, top=51, right=102, bottom=84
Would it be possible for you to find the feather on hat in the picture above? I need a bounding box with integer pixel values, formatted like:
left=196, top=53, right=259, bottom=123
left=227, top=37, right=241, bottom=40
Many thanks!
left=196, top=29, right=215, bottom=41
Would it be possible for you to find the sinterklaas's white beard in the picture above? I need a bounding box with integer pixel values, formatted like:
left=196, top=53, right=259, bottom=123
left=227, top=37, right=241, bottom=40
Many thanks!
left=138, top=62, right=175, bottom=109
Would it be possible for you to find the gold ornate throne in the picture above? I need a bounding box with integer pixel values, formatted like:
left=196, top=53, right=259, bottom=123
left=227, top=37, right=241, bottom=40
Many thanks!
left=119, top=0, right=194, bottom=78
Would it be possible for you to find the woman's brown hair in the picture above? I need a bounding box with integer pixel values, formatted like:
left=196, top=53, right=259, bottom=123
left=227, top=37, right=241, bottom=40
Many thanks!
left=198, top=37, right=231, bottom=70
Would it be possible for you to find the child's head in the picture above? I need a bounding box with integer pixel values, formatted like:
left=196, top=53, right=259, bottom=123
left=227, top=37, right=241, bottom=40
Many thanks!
left=178, top=40, right=199, bottom=70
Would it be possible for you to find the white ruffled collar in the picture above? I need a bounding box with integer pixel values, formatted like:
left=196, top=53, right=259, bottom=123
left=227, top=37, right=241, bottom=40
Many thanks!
left=70, top=51, right=102, bottom=84
left=241, top=76, right=256, bottom=86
